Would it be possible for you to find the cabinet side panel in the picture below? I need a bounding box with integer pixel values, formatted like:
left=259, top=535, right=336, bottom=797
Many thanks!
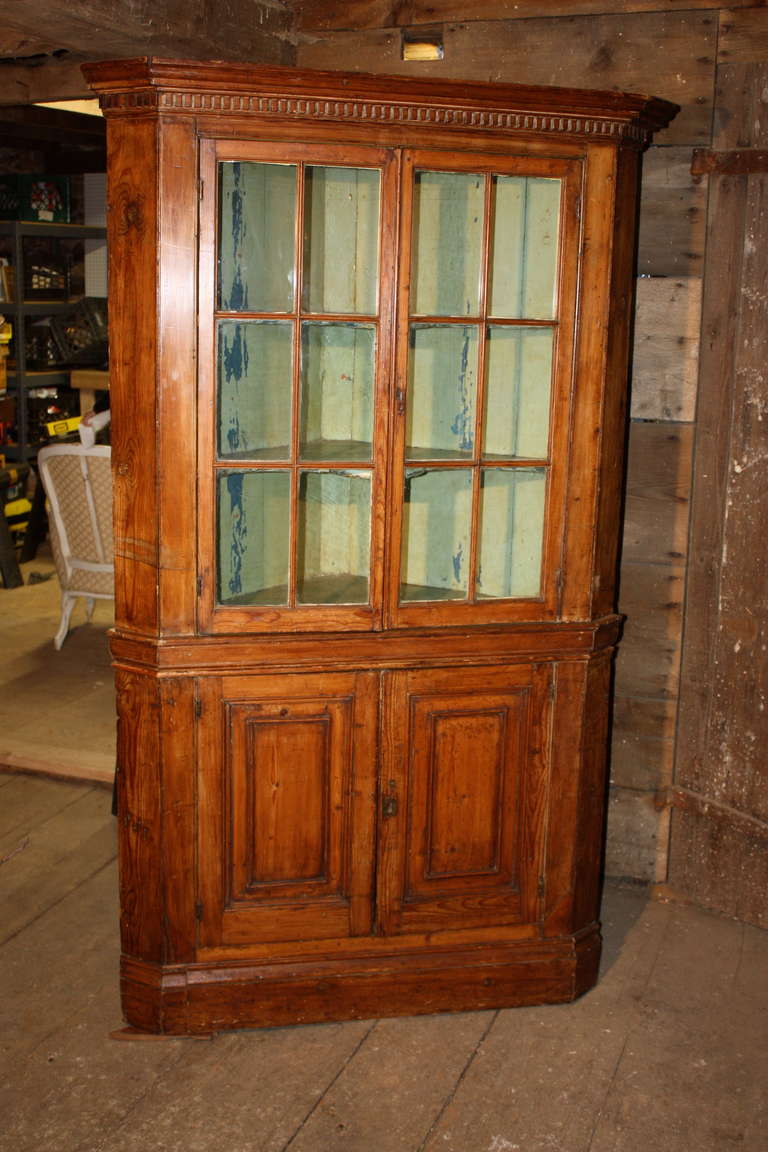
left=572, top=653, right=613, bottom=930
left=115, top=669, right=163, bottom=962
left=106, top=117, right=159, bottom=634
left=160, top=677, right=197, bottom=964
left=561, top=145, right=617, bottom=621
left=158, top=117, right=199, bottom=634
left=542, top=660, right=587, bottom=936
left=592, top=148, right=641, bottom=617
left=543, top=654, right=612, bottom=937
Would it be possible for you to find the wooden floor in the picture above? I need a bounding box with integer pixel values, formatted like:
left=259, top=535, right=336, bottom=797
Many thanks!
left=0, top=769, right=766, bottom=1152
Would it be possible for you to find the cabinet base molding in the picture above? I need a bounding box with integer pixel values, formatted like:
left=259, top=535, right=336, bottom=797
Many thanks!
left=120, top=928, right=601, bottom=1035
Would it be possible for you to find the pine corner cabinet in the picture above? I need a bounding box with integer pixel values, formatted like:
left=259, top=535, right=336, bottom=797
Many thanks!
left=83, top=58, right=676, bottom=1035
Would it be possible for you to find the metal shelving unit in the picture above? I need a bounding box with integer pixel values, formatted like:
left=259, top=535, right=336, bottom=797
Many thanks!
left=0, top=220, right=106, bottom=462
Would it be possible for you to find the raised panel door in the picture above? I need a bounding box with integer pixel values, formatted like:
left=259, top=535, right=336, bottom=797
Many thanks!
left=197, top=670, right=377, bottom=948
left=378, top=664, right=551, bottom=935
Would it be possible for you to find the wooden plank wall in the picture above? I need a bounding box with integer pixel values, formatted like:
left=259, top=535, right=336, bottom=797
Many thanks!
left=669, top=18, right=768, bottom=928
left=297, top=5, right=766, bottom=898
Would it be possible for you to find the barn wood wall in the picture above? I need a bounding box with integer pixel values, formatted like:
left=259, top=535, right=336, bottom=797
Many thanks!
left=297, top=6, right=768, bottom=908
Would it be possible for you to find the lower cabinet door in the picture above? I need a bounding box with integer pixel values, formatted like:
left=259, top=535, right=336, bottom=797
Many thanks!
left=197, top=670, right=378, bottom=949
left=378, top=664, right=552, bottom=935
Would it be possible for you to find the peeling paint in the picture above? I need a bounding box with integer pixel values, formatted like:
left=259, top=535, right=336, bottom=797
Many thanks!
left=449, top=330, right=474, bottom=451
left=225, top=162, right=248, bottom=311
left=226, top=472, right=246, bottom=596
left=221, top=323, right=250, bottom=453
left=452, top=542, right=464, bottom=582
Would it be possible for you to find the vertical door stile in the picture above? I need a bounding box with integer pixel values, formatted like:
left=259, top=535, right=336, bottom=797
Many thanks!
left=196, top=139, right=218, bottom=633
left=288, top=161, right=305, bottom=609
left=384, top=151, right=415, bottom=628
left=371, top=148, right=400, bottom=629
left=467, top=171, right=495, bottom=603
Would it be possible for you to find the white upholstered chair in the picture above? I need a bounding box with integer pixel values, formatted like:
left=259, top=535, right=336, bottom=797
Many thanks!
left=37, top=444, right=114, bottom=649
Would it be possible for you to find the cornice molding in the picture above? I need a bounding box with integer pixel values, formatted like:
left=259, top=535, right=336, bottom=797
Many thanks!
left=97, top=89, right=653, bottom=145
left=84, top=59, right=678, bottom=147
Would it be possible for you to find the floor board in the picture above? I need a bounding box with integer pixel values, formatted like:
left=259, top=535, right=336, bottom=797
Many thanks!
left=1, top=773, right=766, bottom=1152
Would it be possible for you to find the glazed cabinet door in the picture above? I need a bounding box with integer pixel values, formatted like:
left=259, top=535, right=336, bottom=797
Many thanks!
left=378, top=664, right=551, bottom=935
left=196, top=671, right=378, bottom=949
left=198, top=139, right=397, bottom=635
left=388, top=151, right=582, bottom=628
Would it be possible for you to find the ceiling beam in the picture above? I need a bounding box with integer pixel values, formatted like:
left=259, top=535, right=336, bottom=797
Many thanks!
left=0, top=1, right=298, bottom=104
left=0, top=56, right=96, bottom=105
left=291, top=0, right=765, bottom=33
left=1, top=0, right=295, bottom=59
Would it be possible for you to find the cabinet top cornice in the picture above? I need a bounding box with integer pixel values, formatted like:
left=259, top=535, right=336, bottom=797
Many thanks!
left=82, top=57, right=677, bottom=147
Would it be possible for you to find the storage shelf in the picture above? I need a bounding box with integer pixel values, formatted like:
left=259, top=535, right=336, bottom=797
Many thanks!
left=0, top=221, right=106, bottom=239
left=0, top=219, right=106, bottom=462
left=6, top=370, right=70, bottom=390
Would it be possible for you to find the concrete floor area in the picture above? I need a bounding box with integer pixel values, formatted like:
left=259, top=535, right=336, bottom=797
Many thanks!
left=0, top=546, right=115, bottom=784
left=1, top=559, right=767, bottom=1151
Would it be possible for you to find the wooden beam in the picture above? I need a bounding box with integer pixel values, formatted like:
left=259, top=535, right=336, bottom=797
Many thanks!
left=672, top=61, right=768, bottom=927
left=292, top=0, right=763, bottom=32
left=0, top=1, right=295, bottom=70
left=0, top=57, right=95, bottom=105
left=667, top=791, right=768, bottom=929
left=692, top=147, right=768, bottom=174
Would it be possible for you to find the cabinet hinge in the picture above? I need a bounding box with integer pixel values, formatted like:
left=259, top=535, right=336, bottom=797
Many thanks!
left=199, top=179, right=205, bottom=202
left=197, top=573, right=204, bottom=598
left=195, top=900, right=204, bottom=921
left=194, top=697, right=202, bottom=718
left=538, top=876, right=546, bottom=902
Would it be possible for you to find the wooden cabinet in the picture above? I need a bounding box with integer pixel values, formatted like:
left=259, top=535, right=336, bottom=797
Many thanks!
left=86, top=58, right=675, bottom=1034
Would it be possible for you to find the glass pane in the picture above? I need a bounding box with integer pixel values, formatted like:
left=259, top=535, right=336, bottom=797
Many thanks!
left=483, top=327, right=553, bottom=460
left=217, top=471, right=290, bottom=605
left=489, top=177, right=561, bottom=320
left=302, top=167, right=380, bottom=315
left=411, top=171, right=484, bottom=317
left=217, top=320, right=292, bottom=460
left=407, top=324, right=478, bottom=459
left=477, top=468, right=546, bottom=599
left=400, top=468, right=472, bottom=601
left=297, top=471, right=371, bottom=603
left=218, top=162, right=296, bottom=313
left=300, top=322, right=375, bottom=461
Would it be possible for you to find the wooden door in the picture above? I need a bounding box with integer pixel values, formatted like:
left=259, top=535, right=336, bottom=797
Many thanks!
left=387, top=151, right=583, bottom=629
left=197, top=139, right=398, bottom=637
left=378, top=664, right=551, bottom=935
left=197, top=670, right=378, bottom=949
